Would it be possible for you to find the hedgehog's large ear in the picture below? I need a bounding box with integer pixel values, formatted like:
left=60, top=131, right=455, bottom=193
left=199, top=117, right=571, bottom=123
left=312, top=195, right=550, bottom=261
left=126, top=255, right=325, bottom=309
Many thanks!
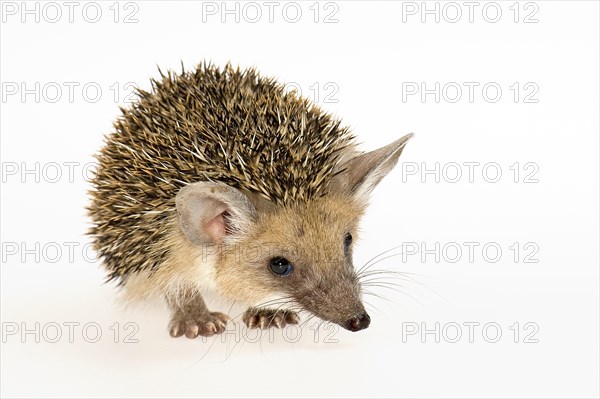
left=329, top=133, right=414, bottom=203
left=176, top=182, right=257, bottom=246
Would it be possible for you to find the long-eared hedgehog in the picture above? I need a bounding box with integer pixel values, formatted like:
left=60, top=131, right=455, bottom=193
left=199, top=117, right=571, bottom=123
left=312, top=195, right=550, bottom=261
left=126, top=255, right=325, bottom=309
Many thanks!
left=88, top=62, right=413, bottom=338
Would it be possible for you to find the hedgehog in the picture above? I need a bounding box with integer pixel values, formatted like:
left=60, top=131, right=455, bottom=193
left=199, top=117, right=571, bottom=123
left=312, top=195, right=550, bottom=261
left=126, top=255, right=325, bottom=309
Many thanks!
left=88, top=62, right=413, bottom=338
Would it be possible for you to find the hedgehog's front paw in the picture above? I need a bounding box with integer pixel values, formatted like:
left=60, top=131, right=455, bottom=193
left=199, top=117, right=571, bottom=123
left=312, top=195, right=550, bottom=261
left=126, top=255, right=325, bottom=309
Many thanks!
left=169, top=310, right=230, bottom=339
left=243, top=308, right=300, bottom=329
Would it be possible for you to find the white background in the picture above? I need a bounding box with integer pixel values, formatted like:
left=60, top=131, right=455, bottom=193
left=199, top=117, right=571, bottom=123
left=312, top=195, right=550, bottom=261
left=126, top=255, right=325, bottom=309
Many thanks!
left=1, top=1, right=599, bottom=397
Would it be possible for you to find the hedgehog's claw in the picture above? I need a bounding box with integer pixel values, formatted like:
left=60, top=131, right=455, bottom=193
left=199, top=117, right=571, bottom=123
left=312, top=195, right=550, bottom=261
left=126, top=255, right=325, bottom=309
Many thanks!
left=169, top=311, right=230, bottom=339
left=242, top=308, right=299, bottom=330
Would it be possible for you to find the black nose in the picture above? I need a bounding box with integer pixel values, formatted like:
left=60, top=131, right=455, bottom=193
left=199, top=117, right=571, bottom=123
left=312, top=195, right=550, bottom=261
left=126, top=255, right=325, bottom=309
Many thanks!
left=345, top=312, right=371, bottom=332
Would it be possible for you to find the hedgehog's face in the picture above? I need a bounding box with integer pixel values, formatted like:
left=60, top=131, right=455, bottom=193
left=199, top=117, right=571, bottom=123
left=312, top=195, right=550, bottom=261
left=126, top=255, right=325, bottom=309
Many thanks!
left=176, top=134, right=413, bottom=332
left=220, top=196, right=369, bottom=331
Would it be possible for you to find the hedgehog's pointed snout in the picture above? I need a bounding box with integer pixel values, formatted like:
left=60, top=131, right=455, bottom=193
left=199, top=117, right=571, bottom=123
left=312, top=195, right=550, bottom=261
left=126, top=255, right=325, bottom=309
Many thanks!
left=344, top=312, right=371, bottom=332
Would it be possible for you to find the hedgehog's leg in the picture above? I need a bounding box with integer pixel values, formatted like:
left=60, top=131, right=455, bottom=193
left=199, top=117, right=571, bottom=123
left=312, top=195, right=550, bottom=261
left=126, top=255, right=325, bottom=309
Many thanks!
left=242, top=308, right=300, bottom=329
left=166, top=291, right=230, bottom=339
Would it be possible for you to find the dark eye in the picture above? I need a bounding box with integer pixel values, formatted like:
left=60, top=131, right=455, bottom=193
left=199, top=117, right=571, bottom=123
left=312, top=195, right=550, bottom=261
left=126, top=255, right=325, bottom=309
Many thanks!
left=344, top=233, right=353, bottom=248
left=269, top=257, right=293, bottom=276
